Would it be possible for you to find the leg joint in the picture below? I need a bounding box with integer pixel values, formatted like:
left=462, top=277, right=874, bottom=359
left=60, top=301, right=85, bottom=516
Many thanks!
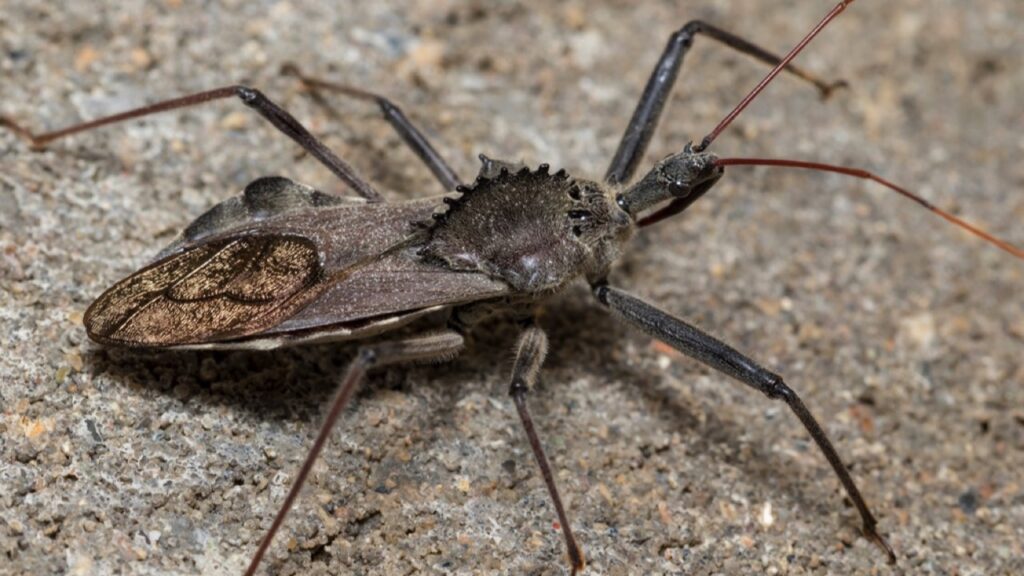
left=357, top=347, right=379, bottom=367
left=509, top=378, right=529, bottom=398
left=234, top=85, right=260, bottom=104
left=678, top=20, right=705, bottom=34
left=376, top=98, right=402, bottom=119
left=673, top=20, right=705, bottom=45
left=763, top=374, right=794, bottom=402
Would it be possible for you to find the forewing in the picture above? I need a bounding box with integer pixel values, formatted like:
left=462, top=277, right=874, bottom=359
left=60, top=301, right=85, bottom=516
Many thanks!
left=85, top=235, right=322, bottom=347
left=87, top=180, right=516, bottom=349
left=269, top=247, right=511, bottom=334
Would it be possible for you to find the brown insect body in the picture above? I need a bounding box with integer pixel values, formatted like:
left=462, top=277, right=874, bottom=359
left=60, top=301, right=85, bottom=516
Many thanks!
left=84, top=159, right=633, bottom=350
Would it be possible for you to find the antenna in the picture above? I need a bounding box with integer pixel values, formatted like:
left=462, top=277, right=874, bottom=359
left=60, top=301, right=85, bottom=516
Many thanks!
left=695, top=0, right=856, bottom=152
left=714, top=157, right=1024, bottom=259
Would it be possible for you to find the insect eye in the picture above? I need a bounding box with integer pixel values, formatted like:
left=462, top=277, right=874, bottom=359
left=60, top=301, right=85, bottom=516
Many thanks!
left=668, top=179, right=689, bottom=198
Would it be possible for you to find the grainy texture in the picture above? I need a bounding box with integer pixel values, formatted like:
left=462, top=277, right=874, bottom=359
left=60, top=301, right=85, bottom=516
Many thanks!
left=2, top=1, right=1022, bottom=575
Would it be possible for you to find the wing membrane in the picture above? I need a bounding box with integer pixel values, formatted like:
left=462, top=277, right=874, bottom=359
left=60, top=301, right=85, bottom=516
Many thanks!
left=85, top=236, right=322, bottom=346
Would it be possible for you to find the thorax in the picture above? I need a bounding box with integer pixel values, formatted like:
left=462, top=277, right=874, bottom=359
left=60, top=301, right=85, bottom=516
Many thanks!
left=417, top=162, right=634, bottom=293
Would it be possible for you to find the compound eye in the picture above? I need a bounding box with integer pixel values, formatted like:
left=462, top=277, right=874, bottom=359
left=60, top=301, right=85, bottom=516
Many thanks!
left=667, top=179, right=689, bottom=198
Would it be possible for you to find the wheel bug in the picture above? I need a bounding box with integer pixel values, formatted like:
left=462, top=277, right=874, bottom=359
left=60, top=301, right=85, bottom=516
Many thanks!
left=3, top=0, right=1021, bottom=574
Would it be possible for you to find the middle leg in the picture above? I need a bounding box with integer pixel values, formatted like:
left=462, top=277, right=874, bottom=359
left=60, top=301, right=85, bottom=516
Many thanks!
left=283, top=64, right=463, bottom=192
left=508, top=323, right=585, bottom=574
left=1, top=85, right=383, bottom=201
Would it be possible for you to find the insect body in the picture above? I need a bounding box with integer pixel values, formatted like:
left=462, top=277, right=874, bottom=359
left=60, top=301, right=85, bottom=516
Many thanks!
left=84, top=155, right=643, bottom=350
left=4, top=1, right=1021, bottom=573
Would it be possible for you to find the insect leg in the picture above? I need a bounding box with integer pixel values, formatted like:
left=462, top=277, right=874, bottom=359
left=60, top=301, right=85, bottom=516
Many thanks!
left=605, top=20, right=846, bottom=185
left=592, top=284, right=897, bottom=563
left=508, top=324, right=585, bottom=574
left=283, top=64, right=462, bottom=191
left=244, top=330, right=464, bottom=576
left=1, top=86, right=383, bottom=201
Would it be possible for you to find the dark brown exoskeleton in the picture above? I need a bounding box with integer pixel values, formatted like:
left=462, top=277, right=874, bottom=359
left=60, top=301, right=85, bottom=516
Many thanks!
left=4, top=1, right=1022, bottom=573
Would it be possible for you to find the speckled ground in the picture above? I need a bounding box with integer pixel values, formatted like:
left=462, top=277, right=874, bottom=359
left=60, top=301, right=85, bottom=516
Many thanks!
left=2, top=1, right=1022, bottom=575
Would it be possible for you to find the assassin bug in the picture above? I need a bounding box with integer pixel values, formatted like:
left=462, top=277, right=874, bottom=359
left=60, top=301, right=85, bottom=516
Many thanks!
left=3, top=0, right=1021, bottom=573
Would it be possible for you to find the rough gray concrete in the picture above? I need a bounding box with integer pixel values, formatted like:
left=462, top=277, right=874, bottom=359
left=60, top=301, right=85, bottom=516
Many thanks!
left=2, top=1, right=1022, bottom=574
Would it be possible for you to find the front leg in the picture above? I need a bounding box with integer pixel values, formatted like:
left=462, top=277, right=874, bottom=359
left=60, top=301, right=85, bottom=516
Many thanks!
left=592, top=284, right=896, bottom=563
left=605, top=20, right=845, bottom=185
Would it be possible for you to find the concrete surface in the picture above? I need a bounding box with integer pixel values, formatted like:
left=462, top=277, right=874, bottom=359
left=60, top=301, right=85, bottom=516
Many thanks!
left=1, top=1, right=1022, bottom=574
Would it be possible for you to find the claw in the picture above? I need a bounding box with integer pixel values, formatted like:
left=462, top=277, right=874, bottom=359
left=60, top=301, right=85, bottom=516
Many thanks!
left=0, top=116, right=47, bottom=150
left=818, top=78, right=850, bottom=100
left=864, top=525, right=897, bottom=565
left=569, top=546, right=585, bottom=575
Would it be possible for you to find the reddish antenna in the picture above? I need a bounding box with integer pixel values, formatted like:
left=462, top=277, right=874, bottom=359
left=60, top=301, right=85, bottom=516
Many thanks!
left=694, top=0, right=856, bottom=152
left=714, top=157, right=1024, bottom=260
left=678, top=0, right=1022, bottom=261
